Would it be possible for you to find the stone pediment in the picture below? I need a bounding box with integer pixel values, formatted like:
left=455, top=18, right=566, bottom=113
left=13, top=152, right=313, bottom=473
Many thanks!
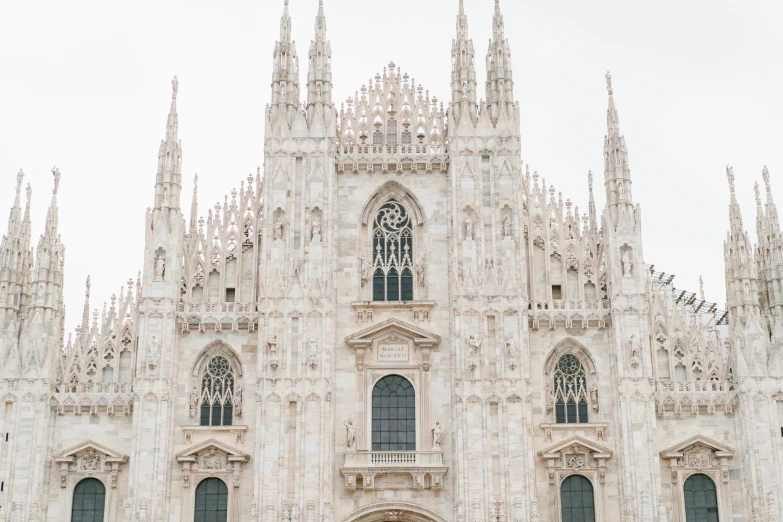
left=538, top=436, right=613, bottom=460
left=53, top=439, right=128, bottom=463
left=345, top=319, right=440, bottom=349
left=660, top=435, right=735, bottom=459
left=176, top=438, right=249, bottom=464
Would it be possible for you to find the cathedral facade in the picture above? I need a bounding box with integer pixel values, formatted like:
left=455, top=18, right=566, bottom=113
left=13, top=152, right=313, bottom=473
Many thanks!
left=1, top=1, right=782, bottom=521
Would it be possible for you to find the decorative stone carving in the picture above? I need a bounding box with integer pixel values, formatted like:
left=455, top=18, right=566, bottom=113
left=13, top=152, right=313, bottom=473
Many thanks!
left=622, top=250, right=632, bottom=277
left=146, top=335, right=160, bottom=371
left=345, top=419, right=356, bottom=450
left=503, top=215, right=512, bottom=238
left=467, top=334, right=481, bottom=358
left=311, top=218, right=322, bottom=243
left=81, top=448, right=102, bottom=471
left=274, top=219, right=283, bottom=241
left=415, top=256, right=426, bottom=287
left=465, top=215, right=474, bottom=241
left=629, top=334, right=640, bottom=368
left=657, top=497, right=668, bottom=522
left=545, top=384, right=554, bottom=414
left=189, top=386, right=200, bottom=417
left=153, top=254, right=165, bottom=282
left=431, top=421, right=443, bottom=449
left=234, top=385, right=243, bottom=418
left=590, top=383, right=599, bottom=413
left=360, top=257, right=370, bottom=287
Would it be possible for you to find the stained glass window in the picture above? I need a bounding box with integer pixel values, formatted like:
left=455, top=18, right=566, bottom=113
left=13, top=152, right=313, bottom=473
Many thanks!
left=72, top=478, right=105, bottom=522
left=554, top=354, right=589, bottom=424
left=199, top=356, right=235, bottom=427
left=560, top=475, right=595, bottom=522
left=194, top=478, right=228, bottom=522
left=684, top=474, right=719, bottom=522
left=372, top=375, right=415, bottom=451
left=372, top=201, right=414, bottom=302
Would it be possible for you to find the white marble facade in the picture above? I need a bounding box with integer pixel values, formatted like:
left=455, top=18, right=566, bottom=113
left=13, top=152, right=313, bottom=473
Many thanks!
left=1, top=1, right=782, bottom=521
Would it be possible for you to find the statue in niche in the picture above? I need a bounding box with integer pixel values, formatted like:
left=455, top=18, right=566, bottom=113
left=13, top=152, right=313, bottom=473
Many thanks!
left=415, top=256, right=426, bottom=287
left=503, top=216, right=512, bottom=238
left=344, top=419, right=356, bottom=450
left=38, top=284, right=44, bottom=304
left=267, top=334, right=279, bottom=357
left=0, top=286, right=5, bottom=304
left=467, top=334, right=482, bottom=358
left=545, top=384, right=554, bottom=414
left=465, top=215, right=474, bottom=241
left=622, top=250, right=632, bottom=278
left=431, top=422, right=443, bottom=449
left=154, top=254, right=166, bottom=282
left=234, top=385, right=243, bottom=418
left=189, top=386, right=200, bottom=416
left=311, top=218, right=322, bottom=243
left=629, top=334, right=640, bottom=366
left=309, top=339, right=319, bottom=358
left=316, top=84, right=322, bottom=101
left=590, top=383, right=599, bottom=413
left=359, top=257, right=370, bottom=287
left=505, top=337, right=518, bottom=359
left=744, top=282, right=751, bottom=300
left=147, top=335, right=160, bottom=370
left=618, top=181, right=625, bottom=200
left=274, top=219, right=283, bottom=241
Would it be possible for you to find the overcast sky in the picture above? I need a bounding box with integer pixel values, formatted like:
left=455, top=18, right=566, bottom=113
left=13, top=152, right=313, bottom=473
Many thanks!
left=1, top=0, right=781, bottom=335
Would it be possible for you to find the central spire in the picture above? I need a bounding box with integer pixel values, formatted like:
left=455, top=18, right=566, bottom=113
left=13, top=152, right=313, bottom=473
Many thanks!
left=271, top=0, right=301, bottom=126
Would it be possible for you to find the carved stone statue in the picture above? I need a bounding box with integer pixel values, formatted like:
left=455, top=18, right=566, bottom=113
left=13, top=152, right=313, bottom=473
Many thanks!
left=622, top=250, right=632, bottom=278
left=415, top=257, right=425, bottom=287
left=657, top=497, right=668, bottom=522
left=590, top=383, right=599, bottom=413
left=147, top=335, right=160, bottom=370
left=503, top=216, right=512, bottom=238
left=431, top=421, right=443, bottom=449
left=360, top=257, right=370, bottom=287
left=189, top=386, right=200, bottom=415
left=465, top=215, right=474, bottom=241
left=203, top=448, right=223, bottom=470
left=506, top=337, right=518, bottom=359
left=274, top=219, right=283, bottom=241
left=81, top=448, right=102, bottom=471
left=545, top=384, right=554, bottom=414
left=618, top=180, right=625, bottom=199
left=234, top=385, right=243, bottom=418
left=629, top=334, right=640, bottom=367
left=744, top=282, right=751, bottom=300
left=467, top=334, right=481, bottom=358
left=311, top=218, right=321, bottom=243
left=154, top=255, right=165, bottom=282
left=267, top=334, right=279, bottom=357
left=344, top=419, right=356, bottom=450
left=699, top=275, right=705, bottom=301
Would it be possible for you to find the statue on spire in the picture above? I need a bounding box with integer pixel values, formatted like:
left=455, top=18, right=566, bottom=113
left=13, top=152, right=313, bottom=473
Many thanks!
left=605, top=71, right=613, bottom=95
left=172, top=76, right=179, bottom=99
left=726, top=165, right=736, bottom=195
left=763, top=165, right=771, bottom=192
left=52, top=167, right=61, bottom=195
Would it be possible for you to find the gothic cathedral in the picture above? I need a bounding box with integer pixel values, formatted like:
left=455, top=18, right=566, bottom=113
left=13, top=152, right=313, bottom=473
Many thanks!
left=1, top=1, right=782, bottom=521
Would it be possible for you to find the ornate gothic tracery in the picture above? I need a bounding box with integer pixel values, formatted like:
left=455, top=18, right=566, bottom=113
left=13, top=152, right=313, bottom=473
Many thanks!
left=373, top=202, right=414, bottom=302
left=554, top=354, right=589, bottom=424
left=199, top=356, right=235, bottom=427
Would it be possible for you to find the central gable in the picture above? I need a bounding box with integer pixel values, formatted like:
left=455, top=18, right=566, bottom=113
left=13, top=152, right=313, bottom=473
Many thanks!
left=345, top=318, right=440, bottom=370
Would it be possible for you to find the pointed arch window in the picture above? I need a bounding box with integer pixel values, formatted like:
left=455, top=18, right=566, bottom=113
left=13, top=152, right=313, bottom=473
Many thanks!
left=684, top=474, right=719, bottom=522
left=200, top=356, right=235, bottom=427
left=554, top=354, right=589, bottom=424
left=194, top=478, right=228, bottom=522
left=560, top=475, right=595, bottom=521
left=387, top=119, right=398, bottom=144
left=72, top=478, right=106, bottom=522
left=373, top=201, right=414, bottom=302
left=373, top=130, right=384, bottom=145
left=372, top=375, right=415, bottom=451
left=401, top=130, right=411, bottom=144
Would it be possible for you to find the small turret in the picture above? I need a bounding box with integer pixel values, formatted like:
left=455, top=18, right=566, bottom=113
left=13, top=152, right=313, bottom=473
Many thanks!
left=451, top=0, right=478, bottom=125
left=153, top=76, right=183, bottom=219
left=485, top=0, right=514, bottom=125
left=270, top=0, right=301, bottom=127
left=603, top=72, right=635, bottom=228
left=306, top=0, right=333, bottom=124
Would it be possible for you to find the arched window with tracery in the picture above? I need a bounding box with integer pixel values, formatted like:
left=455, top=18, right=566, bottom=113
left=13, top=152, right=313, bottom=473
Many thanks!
left=387, top=119, right=398, bottom=144
left=373, top=130, right=384, bottom=145
left=684, top=474, right=719, bottom=522
left=200, top=356, right=235, bottom=427
left=554, top=354, right=589, bottom=424
left=372, top=375, right=415, bottom=451
left=560, top=475, right=595, bottom=521
left=72, top=478, right=106, bottom=522
left=373, top=201, right=414, bottom=302
left=194, top=478, right=228, bottom=522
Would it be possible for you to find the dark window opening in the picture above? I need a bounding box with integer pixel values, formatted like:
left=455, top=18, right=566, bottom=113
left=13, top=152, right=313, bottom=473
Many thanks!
left=552, top=285, right=562, bottom=300
left=194, top=478, right=228, bottom=522
left=684, top=474, right=719, bottom=522
left=372, top=375, right=415, bottom=451
left=225, top=288, right=236, bottom=303
left=560, top=475, right=595, bottom=522
left=72, top=478, right=106, bottom=522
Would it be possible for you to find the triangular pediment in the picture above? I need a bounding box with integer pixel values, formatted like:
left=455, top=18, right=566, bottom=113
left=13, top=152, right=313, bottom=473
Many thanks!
left=176, top=438, right=249, bottom=462
left=345, top=318, right=440, bottom=349
left=660, top=435, right=735, bottom=458
left=53, top=439, right=127, bottom=462
left=538, top=436, right=613, bottom=459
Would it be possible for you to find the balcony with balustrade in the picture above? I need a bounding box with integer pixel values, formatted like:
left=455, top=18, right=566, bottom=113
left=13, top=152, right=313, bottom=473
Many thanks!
left=340, top=450, right=447, bottom=491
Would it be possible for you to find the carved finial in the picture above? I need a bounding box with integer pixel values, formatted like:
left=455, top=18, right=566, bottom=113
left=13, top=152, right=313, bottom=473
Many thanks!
left=459, top=0, right=465, bottom=15
left=52, top=166, right=61, bottom=195
left=588, top=170, right=594, bottom=191
left=699, top=275, right=705, bottom=300
left=726, top=165, right=736, bottom=195
left=25, top=184, right=32, bottom=208
left=763, top=165, right=771, bottom=192
left=172, top=76, right=179, bottom=99
left=605, top=71, right=613, bottom=95
left=755, top=182, right=762, bottom=206
left=16, top=169, right=24, bottom=197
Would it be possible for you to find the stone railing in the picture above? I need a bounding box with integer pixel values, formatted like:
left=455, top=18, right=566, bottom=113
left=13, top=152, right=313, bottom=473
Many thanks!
left=529, top=300, right=611, bottom=329
left=52, top=382, right=133, bottom=394
left=654, top=380, right=737, bottom=416
left=341, top=450, right=447, bottom=491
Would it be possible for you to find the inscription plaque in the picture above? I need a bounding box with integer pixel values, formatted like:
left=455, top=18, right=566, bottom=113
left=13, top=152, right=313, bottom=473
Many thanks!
left=378, top=344, right=409, bottom=362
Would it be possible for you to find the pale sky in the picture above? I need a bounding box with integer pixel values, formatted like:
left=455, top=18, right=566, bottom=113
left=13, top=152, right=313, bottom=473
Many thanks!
left=1, top=0, right=781, bottom=335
